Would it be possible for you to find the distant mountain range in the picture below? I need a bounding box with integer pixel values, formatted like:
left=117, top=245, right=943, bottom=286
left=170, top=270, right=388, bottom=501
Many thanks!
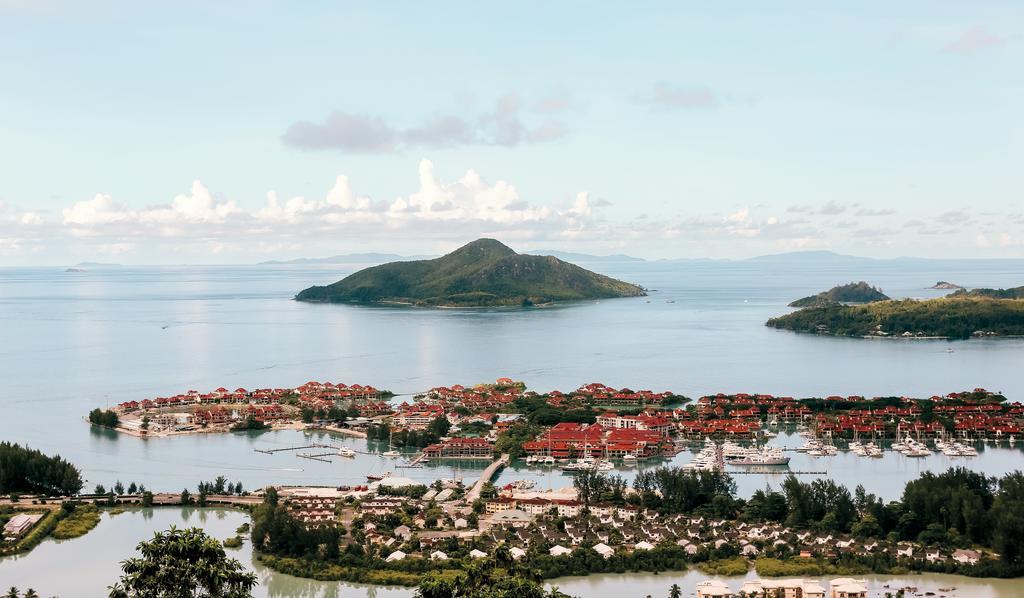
left=294, top=238, right=647, bottom=307
left=72, top=262, right=122, bottom=268
left=742, top=250, right=875, bottom=264
left=524, top=250, right=645, bottom=263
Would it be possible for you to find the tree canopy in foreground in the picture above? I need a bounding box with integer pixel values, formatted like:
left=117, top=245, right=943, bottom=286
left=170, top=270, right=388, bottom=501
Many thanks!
left=109, top=526, right=257, bottom=598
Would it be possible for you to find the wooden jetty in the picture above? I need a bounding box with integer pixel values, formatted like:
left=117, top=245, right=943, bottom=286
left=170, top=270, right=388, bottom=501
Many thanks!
left=296, top=452, right=335, bottom=463
left=729, top=470, right=826, bottom=475
left=254, top=443, right=334, bottom=455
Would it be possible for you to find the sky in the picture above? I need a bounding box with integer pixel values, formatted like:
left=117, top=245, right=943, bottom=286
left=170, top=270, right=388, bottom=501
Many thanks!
left=0, top=1, right=1021, bottom=265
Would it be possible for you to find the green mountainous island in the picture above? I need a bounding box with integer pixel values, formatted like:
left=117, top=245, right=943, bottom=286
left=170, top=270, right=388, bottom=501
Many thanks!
left=294, top=238, right=646, bottom=307
left=788, top=281, right=890, bottom=307
left=768, top=284, right=1024, bottom=340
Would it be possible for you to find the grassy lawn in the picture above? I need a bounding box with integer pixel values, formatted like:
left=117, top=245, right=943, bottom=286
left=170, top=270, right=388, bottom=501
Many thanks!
left=51, top=504, right=101, bottom=540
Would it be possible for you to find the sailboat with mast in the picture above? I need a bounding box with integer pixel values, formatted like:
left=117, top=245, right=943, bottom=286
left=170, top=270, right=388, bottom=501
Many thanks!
left=382, top=425, right=401, bottom=458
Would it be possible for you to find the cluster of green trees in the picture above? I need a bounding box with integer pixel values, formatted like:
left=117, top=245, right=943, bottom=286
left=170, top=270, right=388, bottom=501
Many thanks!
left=250, top=488, right=343, bottom=560
left=109, top=526, right=256, bottom=598
left=4, top=589, right=41, bottom=598
left=176, top=476, right=244, bottom=507
left=501, top=395, right=685, bottom=435
left=631, top=468, right=738, bottom=517
left=572, top=466, right=1024, bottom=575
left=231, top=415, right=269, bottom=431
left=511, top=396, right=600, bottom=426
left=93, top=481, right=147, bottom=496
left=377, top=484, right=430, bottom=499
left=367, top=415, right=451, bottom=448
left=492, top=420, right=542, bottom=458
left=87, top=408, right=120, bottom=428
left=572, top=470, right=628, bottom=505
left=300, top=403, right=360, bottom=424
left=197, top=476, right=244, bottom=496
left=751, top=466, right=1024, bottom=571
left=0, top=442, right=83, bottom=495
left=767, top=296, right=1024, bottom=339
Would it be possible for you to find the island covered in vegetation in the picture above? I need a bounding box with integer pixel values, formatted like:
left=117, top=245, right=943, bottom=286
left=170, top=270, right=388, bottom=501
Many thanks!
left=768, top=286, right=1024, bottom=340
left=294, top=238, right=646, bottom=307
left=788, top=281, right=889, bottom=308
left=951, top=285, right=1024, bottom=299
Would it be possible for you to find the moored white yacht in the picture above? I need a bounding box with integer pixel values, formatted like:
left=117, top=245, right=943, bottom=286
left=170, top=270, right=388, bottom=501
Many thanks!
left=730, top=446, right=790, bottom=466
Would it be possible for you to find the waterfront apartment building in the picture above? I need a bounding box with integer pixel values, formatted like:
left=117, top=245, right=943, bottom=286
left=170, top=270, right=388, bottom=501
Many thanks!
left=521, top=423, right=672, bottom=459
left=422, top=437, right=494, bottom=459
left=596, top=413, right=674, bottom=434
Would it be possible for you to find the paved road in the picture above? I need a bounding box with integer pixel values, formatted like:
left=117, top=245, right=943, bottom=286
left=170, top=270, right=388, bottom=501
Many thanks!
left=465, top=454, right=509, bottom=502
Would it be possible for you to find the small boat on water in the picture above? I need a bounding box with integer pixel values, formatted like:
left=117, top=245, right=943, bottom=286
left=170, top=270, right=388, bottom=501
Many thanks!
left=337, top=447, right=356, bottom=458
left=382, top=450, right=401, bottom=458
left=366, top=472, right=391, bottom=482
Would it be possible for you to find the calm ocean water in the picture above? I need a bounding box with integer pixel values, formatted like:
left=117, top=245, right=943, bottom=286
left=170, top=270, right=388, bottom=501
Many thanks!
left=1, top=259, right=1023, bottom=495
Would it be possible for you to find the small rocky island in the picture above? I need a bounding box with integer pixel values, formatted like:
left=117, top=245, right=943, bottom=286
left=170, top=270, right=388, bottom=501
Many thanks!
left=295, top=238, right=646, bottom=307
left=768, top=284, right=1024, bottom=340
left=930, top=281, right=963, bottom=290
left=788, top=281, right=889, bottom=308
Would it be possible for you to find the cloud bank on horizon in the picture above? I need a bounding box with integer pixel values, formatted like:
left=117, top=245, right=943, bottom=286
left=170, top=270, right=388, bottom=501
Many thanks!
left=0, top=2, right=1020, bottom=264
left=2, top=158, right=1021, bottom=263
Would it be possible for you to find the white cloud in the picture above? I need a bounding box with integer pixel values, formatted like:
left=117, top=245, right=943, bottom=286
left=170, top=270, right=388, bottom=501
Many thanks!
left=54, top=160, right=599, bottom=247
left=62, top=193, right=129, bottom=225
left=0, top=163, right=1017, bottom=262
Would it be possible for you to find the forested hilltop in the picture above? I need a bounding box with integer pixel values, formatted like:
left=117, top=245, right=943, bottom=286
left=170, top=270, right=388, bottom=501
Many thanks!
left=295, top=239, right=646, bottom=307
left=768, top=291, right=1024, bottom=340
left=950, top=286, right=1024, bottom=299
left=788, top=281, right=889, bottom=308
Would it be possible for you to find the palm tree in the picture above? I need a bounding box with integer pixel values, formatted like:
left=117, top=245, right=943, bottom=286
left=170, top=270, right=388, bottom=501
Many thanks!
left=21, top=591, right=37, bottom=598
left=108, top=526, right=256, bottom=598
left=668, top=584, right=682, bottom=598
left=6, top=588, right=20, bottom=598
